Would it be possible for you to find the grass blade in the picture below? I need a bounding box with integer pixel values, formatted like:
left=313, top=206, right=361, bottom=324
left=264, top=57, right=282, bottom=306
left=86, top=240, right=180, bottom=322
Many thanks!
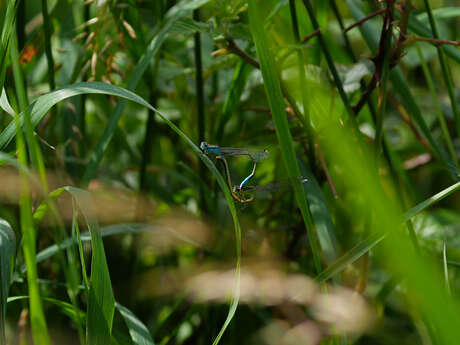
left=64, top=187, right=115, bottom=345
left=248, top=0, right=323, bottom=274
left=298, top=159, right=338, bottom=265
left=0, top=219, right=15, bottom=345
left=116, top=302, right=155, bottom=345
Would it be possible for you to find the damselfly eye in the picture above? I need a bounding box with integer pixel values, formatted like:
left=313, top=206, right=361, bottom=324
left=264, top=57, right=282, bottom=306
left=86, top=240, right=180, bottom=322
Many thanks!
left=200, top=142, right=208, bottom=151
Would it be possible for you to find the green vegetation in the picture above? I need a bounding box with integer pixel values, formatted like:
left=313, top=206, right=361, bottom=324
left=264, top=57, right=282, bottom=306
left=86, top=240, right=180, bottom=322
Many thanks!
left=0, top=0, right=459, bottom=344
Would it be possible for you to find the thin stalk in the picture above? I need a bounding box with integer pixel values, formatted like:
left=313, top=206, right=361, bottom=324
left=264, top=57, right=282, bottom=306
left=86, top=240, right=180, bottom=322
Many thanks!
left=421, top=0, right=460, bottom=139
left=194, top=9, right=207, bottom=211
left=301, top=0, right=355, bottom=123
left=375, top=8, right=393, bottom=152
left=10, top=33, right=51, bottom=345
left=415, top=42, right=457, bottom=164
left=288, top=0, right=316, bottom=171
left=41, top=0, right=55, bottom=90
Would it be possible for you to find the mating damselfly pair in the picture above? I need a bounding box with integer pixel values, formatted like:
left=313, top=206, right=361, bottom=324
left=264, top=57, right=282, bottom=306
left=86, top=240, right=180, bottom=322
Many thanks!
left=200, top=142, right=307, bottom=203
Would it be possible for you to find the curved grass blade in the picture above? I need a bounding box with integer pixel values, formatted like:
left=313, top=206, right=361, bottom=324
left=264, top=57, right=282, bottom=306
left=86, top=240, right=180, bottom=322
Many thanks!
left=248, top=0, right=323, bottom=274
left=0, top=81, right=242, bottom=345
left=116, top=302, right=155, bottom=345
left=8, top=296, right=85, bottom=325
left=0, top=219, right=15, bottom=345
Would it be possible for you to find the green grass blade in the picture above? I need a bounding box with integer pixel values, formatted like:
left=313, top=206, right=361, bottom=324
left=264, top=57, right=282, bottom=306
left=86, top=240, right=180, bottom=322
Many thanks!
left=81, top=0, right=211, bottom=187
left=10, top=29, right=51, bottom=345
left=0, top=0, right=18, bottom=88
left=64, top=187, right=115, bottom=345
left=0, top=219, right=15, bottom=345
left=116, top=302, right=155, bottom=345
left=415, top=42, right=457, bottom=164
left=421, top=0, right=460, bottom=140
left=0, top=89, right=14, bottom=116
left=248, top=0, right=323, bottom=274
left=215, top=60, right=251, bottom=142
left=298, top=160, right=338, bottom=265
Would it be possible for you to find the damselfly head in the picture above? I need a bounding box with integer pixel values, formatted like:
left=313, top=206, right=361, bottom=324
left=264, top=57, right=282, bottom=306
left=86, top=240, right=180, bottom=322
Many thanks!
left=200, top=141, right=208, bottom=151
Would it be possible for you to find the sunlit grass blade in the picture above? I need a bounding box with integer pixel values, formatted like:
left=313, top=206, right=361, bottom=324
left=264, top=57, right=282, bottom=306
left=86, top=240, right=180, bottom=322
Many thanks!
left=10, top=28, right=51, bottom=345
left=116, top=302, right=155, bottom=345
left=248, top=0, right=323, bottom=274
left=0, top=219, right=15, bottom=345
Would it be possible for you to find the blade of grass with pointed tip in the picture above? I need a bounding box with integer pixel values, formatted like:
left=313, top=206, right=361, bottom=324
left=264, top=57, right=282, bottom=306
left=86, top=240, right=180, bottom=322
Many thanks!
left=116, top=302, right=155, bottom=345
left=0, top=219, right=15, bottom=345
left=248, top=0, right=323, bottom=274
left=63, top=186, right=115, bottom=345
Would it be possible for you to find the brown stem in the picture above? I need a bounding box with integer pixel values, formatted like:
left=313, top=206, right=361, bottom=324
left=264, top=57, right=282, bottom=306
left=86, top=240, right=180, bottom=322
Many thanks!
left=301, top=28, right=321, bottom=43
left=343, top=8, right=386, bottom=33
left=226, top=38, right=260, bottom=69
left=387, top=93, right=432, bottom=152
left=402, top=35, right=460, bottom=48
left=316, top=143, right=338, bottom=199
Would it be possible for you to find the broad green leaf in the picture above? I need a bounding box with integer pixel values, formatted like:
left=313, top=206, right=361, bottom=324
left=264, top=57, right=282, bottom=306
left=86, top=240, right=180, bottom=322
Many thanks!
left=0, top=219, right=15, bottom=345
left=116, top=302, right=155, bottom=345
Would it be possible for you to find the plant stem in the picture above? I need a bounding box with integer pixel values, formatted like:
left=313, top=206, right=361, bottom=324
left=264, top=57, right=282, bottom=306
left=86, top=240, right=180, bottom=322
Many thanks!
left=301, top=0, right=355, bottom=123
left=421, top=0, right=460, bottom=140
left=41, top=0, right=55, bottom=90
left=415, top=42, right=457, bottom=164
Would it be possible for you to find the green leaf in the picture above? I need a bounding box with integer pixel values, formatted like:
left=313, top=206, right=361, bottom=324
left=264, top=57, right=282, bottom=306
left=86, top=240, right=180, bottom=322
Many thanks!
left=298, top=160, right=338, bottom=265
left=0, top=218, right=15, bottom=345
left=116, top=302, right=155, bottom=345
left=63, top=187, right=115, bottom=345
left=416, top=7, right=460, bottom=25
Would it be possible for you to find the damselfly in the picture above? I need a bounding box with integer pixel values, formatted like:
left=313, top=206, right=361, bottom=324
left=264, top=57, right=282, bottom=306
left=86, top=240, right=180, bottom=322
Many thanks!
left=217, top=154, right=307, bottom=203
left=200, top=142, right=270, bottom=162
